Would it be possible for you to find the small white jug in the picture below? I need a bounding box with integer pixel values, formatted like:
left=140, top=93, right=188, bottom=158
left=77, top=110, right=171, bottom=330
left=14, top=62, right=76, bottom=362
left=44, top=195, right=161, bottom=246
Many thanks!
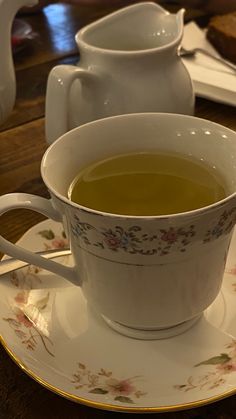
left=0, top=0, right=38, bottom=124
left=46, top=2, right=194, bottom=144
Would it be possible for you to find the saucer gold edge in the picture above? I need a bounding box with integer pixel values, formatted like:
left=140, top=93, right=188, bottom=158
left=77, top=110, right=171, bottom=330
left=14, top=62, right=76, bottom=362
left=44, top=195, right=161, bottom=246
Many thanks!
left=1, top=221, right=235, bottom=412
left=1, top=334, right=236, bottom=413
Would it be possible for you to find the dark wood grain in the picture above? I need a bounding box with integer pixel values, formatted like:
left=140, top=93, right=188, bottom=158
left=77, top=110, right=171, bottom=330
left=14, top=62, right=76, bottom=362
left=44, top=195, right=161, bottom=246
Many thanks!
left=15, top=4, right=79, bottom=70
left=0, top=119, right=48, bottom=251
left=0, top=2, right=236, bottom=418
left=0, top=56, right=78, bottom=132
left=195, top=98, right=236, bottom=130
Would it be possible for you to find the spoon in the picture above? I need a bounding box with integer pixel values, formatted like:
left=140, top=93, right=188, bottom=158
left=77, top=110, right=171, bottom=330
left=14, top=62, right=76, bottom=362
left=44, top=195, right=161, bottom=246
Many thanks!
left=0, top=248, right=71, bottom=276
left=179, top=46, right=236, bottom=72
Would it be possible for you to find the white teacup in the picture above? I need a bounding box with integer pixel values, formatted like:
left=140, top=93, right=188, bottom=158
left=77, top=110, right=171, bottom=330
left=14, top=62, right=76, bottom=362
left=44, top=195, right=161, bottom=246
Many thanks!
left=1, top=113, right=236, bottom=339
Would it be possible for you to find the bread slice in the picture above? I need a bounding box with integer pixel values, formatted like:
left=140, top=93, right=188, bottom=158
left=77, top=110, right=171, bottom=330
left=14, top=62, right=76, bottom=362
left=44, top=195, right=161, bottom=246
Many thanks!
left=207, top=12, right=236, bottom=64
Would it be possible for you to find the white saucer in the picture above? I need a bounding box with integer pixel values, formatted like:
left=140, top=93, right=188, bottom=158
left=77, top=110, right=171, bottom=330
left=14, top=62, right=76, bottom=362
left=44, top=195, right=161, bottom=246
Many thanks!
left=1, top=219, right=236, bottom=413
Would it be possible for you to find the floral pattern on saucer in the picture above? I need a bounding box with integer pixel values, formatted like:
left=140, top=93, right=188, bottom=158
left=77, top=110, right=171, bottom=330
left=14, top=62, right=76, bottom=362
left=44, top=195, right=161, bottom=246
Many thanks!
left=225, top=264, right=236, bottom=293
left=225, top=265, right=236, bottom=292
left=4, top=286, right=54, bottom=357
left=38, top=228, right=68, bottom=250
left=71, top=362, right=146, bottom=404
left=1, top=219, right=236, bottom=412
left=175, top=340, right=236, bottom=392
left=2, top=228, right=69, bottom=358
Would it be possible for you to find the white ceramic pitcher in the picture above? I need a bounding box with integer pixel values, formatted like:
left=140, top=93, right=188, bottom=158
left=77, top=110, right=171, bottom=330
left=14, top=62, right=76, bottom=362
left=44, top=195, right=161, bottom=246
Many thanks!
left=45, top=2, right=194, bottom=144
left=0, top=0, right=38, bottom=124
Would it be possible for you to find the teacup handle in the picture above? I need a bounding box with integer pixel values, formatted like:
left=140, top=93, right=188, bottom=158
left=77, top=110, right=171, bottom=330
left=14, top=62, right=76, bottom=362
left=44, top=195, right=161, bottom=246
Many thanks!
left=45, top=64, right=97, bottom=144
left=0, top=193, right=79, bottom=285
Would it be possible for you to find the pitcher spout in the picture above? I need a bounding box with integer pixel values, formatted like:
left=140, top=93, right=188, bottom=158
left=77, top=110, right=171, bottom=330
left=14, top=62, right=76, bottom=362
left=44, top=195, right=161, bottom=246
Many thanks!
left=176, top=8, right=185, bottom=44
left=78, top=2, right=185, bottom=52
left=0, top=0, right=38, bottom=124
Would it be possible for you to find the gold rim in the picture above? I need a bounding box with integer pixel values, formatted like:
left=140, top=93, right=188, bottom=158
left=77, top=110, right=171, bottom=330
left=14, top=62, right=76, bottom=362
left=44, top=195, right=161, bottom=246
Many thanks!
left=1, top=334, right=236, bottom=413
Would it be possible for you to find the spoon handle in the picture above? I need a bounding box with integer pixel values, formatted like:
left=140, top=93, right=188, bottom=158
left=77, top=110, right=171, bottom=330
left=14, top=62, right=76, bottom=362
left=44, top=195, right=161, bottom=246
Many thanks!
left=0, top=248, right=71, bottom=276
left=180, top=47, right=236, bottom=72
left=196, top=48, right=236, bottom=72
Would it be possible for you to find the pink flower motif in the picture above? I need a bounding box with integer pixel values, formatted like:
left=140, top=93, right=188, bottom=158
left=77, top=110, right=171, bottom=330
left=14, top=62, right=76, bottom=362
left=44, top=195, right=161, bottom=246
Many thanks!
left=14, top=291, right=28, bottom=305
left=226, top=265, right=236, bottom=275
left=16, top=310, right=33, bottom=328
left=105, top=378, right=136, bottom=396
left=160, top=228, right=178, bottom=244
left=51, top=238, right=68, bottom=248
left=104, top=235, right=121, bottom=250
left=216, top=361, right=236, bottom=374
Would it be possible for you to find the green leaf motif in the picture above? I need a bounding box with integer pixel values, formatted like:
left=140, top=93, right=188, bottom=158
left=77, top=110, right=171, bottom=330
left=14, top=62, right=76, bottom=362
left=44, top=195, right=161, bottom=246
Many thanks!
left=195, top=353, right=231, bottom=367
left=89, top=388, right=108, bottom=395
left=114, top=396, right=134, bottom=404
left=38, top=230, right=55, bottom=240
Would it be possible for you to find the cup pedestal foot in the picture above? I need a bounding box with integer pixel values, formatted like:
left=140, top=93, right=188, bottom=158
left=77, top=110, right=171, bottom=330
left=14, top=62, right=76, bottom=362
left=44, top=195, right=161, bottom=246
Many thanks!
left=101, top=314, right=202, bottom=340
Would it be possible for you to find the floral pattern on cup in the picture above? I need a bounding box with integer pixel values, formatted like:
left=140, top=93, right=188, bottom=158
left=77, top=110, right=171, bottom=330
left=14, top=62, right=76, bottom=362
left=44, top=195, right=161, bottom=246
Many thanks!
left=3, top=286, right=54, bottom=357
left=203, top=208, right=236, bottom=244
left=174, top=340, right=236, bottom=392
left=71, top=214, right=196, bottom=256
left=71, top=362, right=146, bottom=404
left=70, top=206, right=236, bottom=256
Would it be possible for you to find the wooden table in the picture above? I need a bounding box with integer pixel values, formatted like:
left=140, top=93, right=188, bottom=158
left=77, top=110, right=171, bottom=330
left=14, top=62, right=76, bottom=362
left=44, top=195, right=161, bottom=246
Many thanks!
left=0, top=2, right=236, bottom=418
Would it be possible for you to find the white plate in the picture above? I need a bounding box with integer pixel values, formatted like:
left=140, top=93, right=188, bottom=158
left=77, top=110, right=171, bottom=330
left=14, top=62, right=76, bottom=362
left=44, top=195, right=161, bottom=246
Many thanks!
left=0, top=219, right=236, bottom=413
left=182, top=22, right=236, bottom=107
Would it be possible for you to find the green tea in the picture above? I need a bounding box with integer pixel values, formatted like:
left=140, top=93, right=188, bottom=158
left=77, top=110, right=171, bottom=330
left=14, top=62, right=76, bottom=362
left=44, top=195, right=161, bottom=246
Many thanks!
left=68, top=152, right=227, bottom=216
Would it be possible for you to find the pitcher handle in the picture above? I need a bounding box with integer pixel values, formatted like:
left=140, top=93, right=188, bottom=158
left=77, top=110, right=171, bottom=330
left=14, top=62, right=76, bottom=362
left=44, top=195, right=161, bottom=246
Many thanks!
left=45, top=65, right=96, bottom=144
left=0, top=193, right=79, bottom=285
